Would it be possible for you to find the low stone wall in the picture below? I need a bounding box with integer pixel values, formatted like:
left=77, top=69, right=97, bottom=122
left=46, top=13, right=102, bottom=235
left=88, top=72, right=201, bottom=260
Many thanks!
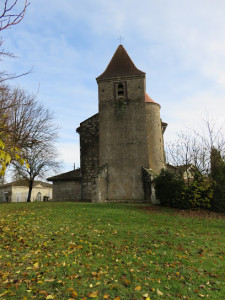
left=52, top=180, right=81, bottom=201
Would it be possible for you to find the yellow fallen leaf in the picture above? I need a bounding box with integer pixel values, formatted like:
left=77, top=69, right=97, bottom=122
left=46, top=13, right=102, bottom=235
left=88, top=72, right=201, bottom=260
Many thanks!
left=114, top=297, right=121, bottom=300
left=70, top=291, right=78, bottom=298
left=135, top=285, right=142, bottom=291
left=45, top=279, right=55, bottom=282
left=46, top=296, right=54, bottom=300
left=156, top=289, right=163, bottom=296
left=0, top=292, right=8, bottom=297
left=39, top=290, right=48, bottom=297
left=88, top=291, right=98, bottom=298
left=103, top=295, right=109, bottom=299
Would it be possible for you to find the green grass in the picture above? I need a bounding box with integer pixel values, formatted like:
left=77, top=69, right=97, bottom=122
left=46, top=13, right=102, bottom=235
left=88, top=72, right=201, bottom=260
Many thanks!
left=0, top=202, right=225, bottom=299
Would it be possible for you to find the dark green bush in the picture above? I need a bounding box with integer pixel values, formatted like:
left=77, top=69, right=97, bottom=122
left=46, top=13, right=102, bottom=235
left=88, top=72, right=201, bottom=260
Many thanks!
left=212, top=183, right=225, bottom=212
left=154, top=169, right=213, bottom=210
left=182, top=171, right=213, bottom=209
left=154, top=169, right=185, bottom=208
left=210, top=148, right=225, bottom=212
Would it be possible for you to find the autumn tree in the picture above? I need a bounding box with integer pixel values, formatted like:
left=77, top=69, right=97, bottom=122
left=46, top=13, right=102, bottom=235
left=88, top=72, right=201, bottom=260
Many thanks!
left=0, top=1, right=30, bottom=175
left=0, top=85, right=29, bottom=176
left=8, top=88, right=60, bottom=202
left=13, top=143, right=60, bottom=202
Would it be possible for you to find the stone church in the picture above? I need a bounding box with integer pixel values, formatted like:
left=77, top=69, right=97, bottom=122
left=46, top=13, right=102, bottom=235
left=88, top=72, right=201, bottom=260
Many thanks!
left=76, top=45, right=167, bottom=203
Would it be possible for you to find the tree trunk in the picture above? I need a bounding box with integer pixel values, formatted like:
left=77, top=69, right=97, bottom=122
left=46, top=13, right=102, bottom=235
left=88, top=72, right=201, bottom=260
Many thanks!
left=27, top=179, right=33, bottom=202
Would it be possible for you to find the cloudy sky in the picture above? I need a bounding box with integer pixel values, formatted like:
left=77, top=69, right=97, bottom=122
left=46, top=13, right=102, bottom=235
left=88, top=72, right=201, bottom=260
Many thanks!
left=2, top=0, right=225, bottom=178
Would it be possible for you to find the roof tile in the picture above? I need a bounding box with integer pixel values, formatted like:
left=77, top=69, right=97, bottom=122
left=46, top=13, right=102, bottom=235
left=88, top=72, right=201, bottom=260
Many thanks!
left=97, top=45, right=145, bottom=81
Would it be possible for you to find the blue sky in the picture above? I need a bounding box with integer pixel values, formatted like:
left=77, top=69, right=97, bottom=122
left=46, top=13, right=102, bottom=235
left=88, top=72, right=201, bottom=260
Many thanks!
left=2, top=0, right=225, bottom=178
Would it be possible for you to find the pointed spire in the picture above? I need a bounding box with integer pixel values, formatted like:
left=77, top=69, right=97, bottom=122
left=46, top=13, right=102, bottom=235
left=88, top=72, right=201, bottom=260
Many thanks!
left=97, top=45, right=145, bottom=81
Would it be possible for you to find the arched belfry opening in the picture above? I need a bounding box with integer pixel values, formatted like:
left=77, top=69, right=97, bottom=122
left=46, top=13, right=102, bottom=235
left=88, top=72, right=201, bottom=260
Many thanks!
left=117, top=83, right=124, bottom=96
left=115, top=82, right=127, bottom=100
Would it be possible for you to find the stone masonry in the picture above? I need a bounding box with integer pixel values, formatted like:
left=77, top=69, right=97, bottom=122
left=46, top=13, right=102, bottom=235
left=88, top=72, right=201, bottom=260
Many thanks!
left=77, top=45, right=167, bottom=202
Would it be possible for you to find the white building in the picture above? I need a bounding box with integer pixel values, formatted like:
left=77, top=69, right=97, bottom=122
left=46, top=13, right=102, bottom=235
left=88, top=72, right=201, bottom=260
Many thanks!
left=0, top=179, right=52, bottom=203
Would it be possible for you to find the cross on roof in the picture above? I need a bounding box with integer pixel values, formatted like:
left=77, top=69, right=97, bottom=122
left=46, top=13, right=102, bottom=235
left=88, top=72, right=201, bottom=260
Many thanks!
left=118, top=36, right=124, bottom=44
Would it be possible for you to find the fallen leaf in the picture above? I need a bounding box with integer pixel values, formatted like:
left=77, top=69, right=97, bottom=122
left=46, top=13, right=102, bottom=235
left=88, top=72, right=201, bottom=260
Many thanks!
left=143, top=293, right=149, bottom=298
left=70, top=291, right=78, bottom=298
left=45, top=279, right=55, bottom=282
left=33, top=262, right=39, bottom=268
left=88, top=291, right=98, bottom=298
left=135, top=285, right=142, bottom=291
left=39, top=291, right=48, bottom=297
left=46, top=296, right=54, bottom=300
left=157, top=289, right=163, bottom=296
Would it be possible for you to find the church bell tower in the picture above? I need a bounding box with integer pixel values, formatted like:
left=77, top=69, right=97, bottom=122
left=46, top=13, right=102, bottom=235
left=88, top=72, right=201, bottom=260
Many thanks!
left=96, top=45, right=150, bottom=201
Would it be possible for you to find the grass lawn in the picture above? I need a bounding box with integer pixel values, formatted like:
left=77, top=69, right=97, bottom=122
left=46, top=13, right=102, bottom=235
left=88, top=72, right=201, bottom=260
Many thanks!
left=0, top=202, right=225, bottom=299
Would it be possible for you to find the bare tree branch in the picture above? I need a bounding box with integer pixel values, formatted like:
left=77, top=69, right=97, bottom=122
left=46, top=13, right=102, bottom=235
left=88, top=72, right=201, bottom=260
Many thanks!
left=166, top=118, right=225, bottom=176
left=0, top=0, right=30, bottom=31
left=0, top=1, right=31, bottom=82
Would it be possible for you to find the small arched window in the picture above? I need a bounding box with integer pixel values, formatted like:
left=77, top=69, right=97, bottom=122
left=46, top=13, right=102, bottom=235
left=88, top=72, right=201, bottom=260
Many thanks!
left=117, top=83, right=124, bottom=96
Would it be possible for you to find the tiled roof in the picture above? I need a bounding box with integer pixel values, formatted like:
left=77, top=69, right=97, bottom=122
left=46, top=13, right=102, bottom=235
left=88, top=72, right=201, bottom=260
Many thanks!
left=145, top=93, right=156, bottom=103
left=0, top=179, right=52, bottom=188
left=145, top=93, right=160, bottom=107
left=47, top=169, right=81, bottom=182
left=97, top=45, right=145, bottom=81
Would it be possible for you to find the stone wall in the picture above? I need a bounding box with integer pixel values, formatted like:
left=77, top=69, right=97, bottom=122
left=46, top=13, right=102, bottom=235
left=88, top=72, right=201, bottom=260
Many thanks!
left=145, top=103, right=165, bottom=173
left=52, top=180, right=81, bottom=201
left=91, top=165, right=108, bottom=202
left=78, top=114, right=99, bottom=200
left=98, top=75, right=149, bottom=201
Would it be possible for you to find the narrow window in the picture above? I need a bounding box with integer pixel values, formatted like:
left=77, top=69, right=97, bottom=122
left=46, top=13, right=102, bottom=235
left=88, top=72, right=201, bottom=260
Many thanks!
left=117, top=83, right=124, bottom=96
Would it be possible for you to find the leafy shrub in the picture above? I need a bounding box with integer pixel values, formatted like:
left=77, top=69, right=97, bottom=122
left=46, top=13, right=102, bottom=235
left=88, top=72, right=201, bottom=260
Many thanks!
left=212, top=183, right=225, bottom=212
left=182, top=171, right=213, bottom=209
left=154, top=169, right=185, bottom=208
left=154, top=169, right=213, bottom=210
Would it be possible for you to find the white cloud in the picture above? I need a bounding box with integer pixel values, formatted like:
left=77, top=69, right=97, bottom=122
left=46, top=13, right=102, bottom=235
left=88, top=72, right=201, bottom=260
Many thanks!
left=57, top=142, right=80, bottom=169
left=2, top=0, right=225, bottom=172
